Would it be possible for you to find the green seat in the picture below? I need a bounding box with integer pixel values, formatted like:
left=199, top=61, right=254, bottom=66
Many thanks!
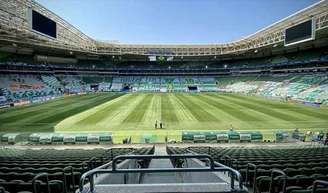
left=290, top=189, right=328, bottom=193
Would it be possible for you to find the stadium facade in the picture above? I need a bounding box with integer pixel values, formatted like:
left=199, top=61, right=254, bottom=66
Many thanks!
left=0, top=0, right=327, bottom=105
left=0, top=0, right=327, bottom=60
left=0, top=1, right=328, bottom=193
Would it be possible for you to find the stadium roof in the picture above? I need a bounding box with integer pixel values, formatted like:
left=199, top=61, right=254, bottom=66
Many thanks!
left=0, top=0, right=327, bottom=57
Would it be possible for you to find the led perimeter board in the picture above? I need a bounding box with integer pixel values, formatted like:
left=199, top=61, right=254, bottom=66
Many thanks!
left=285, top=20, right=314, bottom=46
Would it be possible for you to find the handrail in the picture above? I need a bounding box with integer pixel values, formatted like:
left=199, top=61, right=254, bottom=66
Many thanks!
left=79, top=166, right=243, bottom=192
left=79, top=154, right=244, bottom=192
left=269, top=169, right=287, bottom=193
left=112, top=154, right=216, bottom=171
left=246, top=163, right=257, bottom=193
left=78, top=146, right=155, bottom=190
left=32, top=172, right=50, bottom=193
left=186, top=147, right=243, bottom=190
left=96, top=146, right=155, bottom=170
left=214, top=161, right=244, bottom=190
left=312, top=180, right=328, bottom=193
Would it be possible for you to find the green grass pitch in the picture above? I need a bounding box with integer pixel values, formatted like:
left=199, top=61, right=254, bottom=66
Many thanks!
left=0, top=92, right=327, bottom=143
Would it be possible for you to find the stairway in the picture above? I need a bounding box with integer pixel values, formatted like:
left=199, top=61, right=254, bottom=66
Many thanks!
left=140, top=145, right=180, bottom=184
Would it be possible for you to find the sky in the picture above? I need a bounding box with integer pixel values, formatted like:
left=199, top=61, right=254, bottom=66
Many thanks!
left=35, top=0, right=319, bottom=44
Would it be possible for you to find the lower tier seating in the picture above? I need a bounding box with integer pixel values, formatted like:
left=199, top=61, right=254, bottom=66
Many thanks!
left=172, top=146, right=328, bottom=193
left=0, top=147, right=152, bottom=193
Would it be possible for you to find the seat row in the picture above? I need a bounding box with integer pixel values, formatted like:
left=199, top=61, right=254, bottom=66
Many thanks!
left=0, top=176, right=64, bottom=193
left=180, top=146, right=328, bottom=193
left=256, top=174, right=328, bottom=193
left=237, top=162, right=328, bottom=170
left=0, top=147, right=153, bottom=193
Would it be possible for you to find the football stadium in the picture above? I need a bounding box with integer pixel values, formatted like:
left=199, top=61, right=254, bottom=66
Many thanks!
left=0, top=0, right=328, bottom=192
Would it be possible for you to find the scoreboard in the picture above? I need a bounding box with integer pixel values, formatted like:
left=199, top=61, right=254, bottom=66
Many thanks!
left=29, top=9, right=57, bottom=39
left=285, top=20, right=314, bottom=46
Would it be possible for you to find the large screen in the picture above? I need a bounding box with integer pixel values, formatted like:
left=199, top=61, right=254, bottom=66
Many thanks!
left=32, top=10, right=57, bottom=38
left=285, top=20, right=313, bottom=46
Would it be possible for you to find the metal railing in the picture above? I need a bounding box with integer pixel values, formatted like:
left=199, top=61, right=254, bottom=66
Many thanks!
left=78, top=154, right=245, bottom=193
left=186, top=148, right=243, bottom=189
left=312, top=180, right=328, bottom=193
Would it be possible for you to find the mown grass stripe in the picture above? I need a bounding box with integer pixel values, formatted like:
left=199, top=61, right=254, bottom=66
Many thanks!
left=141, top=93, right=161, bottom=126
left=35, top=94, right=123, bottom=124
left=6, top=94, right=109, bottom=124
left=175, top=94, right=220, bottom=122
left=0, top=93, right=123, bottom=132
left=226, top=93, right=328, bottom=120
left=199, top=94, right=262, bottom=121
left=217, top=94, right=303, bottom=121
left=0, top=94, right=105, bottom=124
left=161, top=94, right=178, bottom=122
left=169, top=94, right=196, bottom=121
left=76, top=94, right=133, bottom=125
left=123, top=94, right=154, bottom=123
left=0, top=94, right=99, bottom=119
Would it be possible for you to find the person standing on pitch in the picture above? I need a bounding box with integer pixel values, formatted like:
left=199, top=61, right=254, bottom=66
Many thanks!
left=155, top=120, right=158, bottom=129
left=325, top=132, right=328, bottom=145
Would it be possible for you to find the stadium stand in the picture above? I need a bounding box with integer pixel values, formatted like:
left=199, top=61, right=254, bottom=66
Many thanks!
left=0, top=0, right=327, bottom=193
left=0, top=72, right=327, bottom=107
left=171, top=145, right=328, bottom=193
left=217, top=73, right=328, bottom=104
left=0, top=74, right=61, bottom=104
left=0, top=147, right=152, bottom=193
left=110, top=76, right=218, bottom=92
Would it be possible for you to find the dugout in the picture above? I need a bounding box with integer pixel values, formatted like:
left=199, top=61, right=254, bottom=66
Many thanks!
left=1, top=133, right=21, bottom=144
left=75, top=134, right=88, bottom=144
left=275, top=131, right=289, bottom=142
left=250, top=131, right=263, bottom=142
left=63, top=134, right=76, bottom=144
left=204, top=131, right=218, bottom=143
left=228, top=131, right=240, bottom=142
left=99, top=133, right=113, bottom=144
left=87, top=134, right=100, bottom=144
left=182, top=131, right=194, bottom=143
left=217, top=132, right=229, bottom=143
left=51, top=133, right=64, bottom=144
left=239, top=132, right=252, bottom=143
left=28, top=133, right=40, bottom=144
left=39, top=133, right=53, bottom=144
left=193, top=133, right=206, bottom=143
